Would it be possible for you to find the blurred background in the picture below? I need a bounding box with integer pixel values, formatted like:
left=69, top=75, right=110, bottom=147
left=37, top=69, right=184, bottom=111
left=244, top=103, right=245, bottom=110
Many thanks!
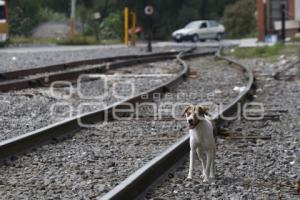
left=2, top=0, right=257, bottom=45
left=1, top=0, right=300, bottom=46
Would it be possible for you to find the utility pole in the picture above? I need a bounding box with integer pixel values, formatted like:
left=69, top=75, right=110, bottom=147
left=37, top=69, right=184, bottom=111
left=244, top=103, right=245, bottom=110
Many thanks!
left=144, top=3, right=154, bottom=52
left=131, top=12, right=136, bottom=46
left=69, top=0, right=76, bottom=39
left=281, top=3, right=286, bottom=43
left=263, top=0, right=267, bottom=39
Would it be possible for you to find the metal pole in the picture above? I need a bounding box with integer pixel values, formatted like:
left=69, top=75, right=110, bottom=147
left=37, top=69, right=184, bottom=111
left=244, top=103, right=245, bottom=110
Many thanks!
left=69, top=0, right=76, bottom=39
left=263, top=0, right=267, bottom=39
left=131, top=12, right=136, bottom=46
left=147, top=8, right=152, bottom=52
left=124, top=7, right=129, bottom=47
left=147, top=30, right=152, bottom=52
left=281, top=4, right=285, bottom=42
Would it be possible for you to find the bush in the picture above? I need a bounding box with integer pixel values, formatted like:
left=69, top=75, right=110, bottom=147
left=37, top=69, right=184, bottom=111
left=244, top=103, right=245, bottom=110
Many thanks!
left=57, top=35, right=120, bottom=45
left=39, top=8, right=68, bottom=22
left=8, top=0, right=44, bottom=36
left=223, top=0, right=256, bottom=38
left=100, top=12, right=123, bottom=40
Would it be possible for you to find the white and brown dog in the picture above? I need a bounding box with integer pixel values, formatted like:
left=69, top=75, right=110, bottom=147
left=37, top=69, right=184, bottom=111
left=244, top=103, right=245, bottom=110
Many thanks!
left=183, top=105, right=216, bottom=182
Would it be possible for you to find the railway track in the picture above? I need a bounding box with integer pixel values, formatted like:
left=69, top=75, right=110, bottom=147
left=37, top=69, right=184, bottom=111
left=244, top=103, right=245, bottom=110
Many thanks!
left=0, top=58, right=184, bottom=142
left=273, top=60, right=300, bottom=81
left=0, top=49, right=215, bottom=92
left=0, top=47, right=255, bottom=199
left=0, top=48, right=217, bottom=160
left=144, top=52, right=300, bottom=199
left=100, top=49, right=254, bottom=200
left=0, top=51, right=181, bottom=92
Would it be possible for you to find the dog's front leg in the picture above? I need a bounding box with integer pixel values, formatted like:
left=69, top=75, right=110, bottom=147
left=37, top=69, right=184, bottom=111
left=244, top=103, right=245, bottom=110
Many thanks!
left=204, top=152, right=212, bottom=182
left=196, top=148, right=205, bottom=178
left=187, top=149, right=195, bottom=179
left=209, top=149, right=216, bottom=179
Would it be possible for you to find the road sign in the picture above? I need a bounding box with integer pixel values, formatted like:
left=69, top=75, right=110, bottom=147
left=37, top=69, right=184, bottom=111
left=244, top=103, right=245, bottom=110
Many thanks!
left=144, top=5, right=154, bottom=15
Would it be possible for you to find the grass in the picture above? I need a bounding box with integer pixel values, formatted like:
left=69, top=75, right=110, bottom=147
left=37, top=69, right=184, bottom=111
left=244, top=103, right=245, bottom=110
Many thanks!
left=6, top=35, right=121, bottom=46
left=229, top=43, right=300, bottom=62
left=57, top=36, right=121, bottom=45
left=8, top=36, right=58, bottom=45
left=229, top=43, right=285, bottom=59
left=290, top=36, right=300, bottom=42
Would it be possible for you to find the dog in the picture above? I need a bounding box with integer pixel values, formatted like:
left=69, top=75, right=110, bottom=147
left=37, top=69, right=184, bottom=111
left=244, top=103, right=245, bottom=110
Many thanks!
left=183, top=105, right=216, bottom=182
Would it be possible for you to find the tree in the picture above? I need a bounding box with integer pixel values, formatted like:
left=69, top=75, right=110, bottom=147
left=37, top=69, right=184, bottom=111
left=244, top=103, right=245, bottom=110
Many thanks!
left=101, top=11, right=123, bottom=39
left=121, top=0, right=238, bottom=40
left=223, top=0, right=256, bottom=38
left=89, top=0, right=110, bottom=41
left=7, top=0, right=246, bottom=40
left=8, top=0, right=44, bottom=35
left=41, top=0, right=70, bottom=15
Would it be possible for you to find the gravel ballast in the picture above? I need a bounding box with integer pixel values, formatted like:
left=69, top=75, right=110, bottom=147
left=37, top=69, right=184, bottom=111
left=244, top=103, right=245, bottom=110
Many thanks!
left=0, top=56, right=248, bottom=199
left=0, top=45, right=216, bottom=73
left=145, top=56, right=300, bottom=199
left=0, top=60, right=181, bottom=142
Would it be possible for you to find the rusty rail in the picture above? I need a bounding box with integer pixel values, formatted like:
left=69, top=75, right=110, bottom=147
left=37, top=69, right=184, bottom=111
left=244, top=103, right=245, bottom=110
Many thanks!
left=100, top=47, right=255, bottom=200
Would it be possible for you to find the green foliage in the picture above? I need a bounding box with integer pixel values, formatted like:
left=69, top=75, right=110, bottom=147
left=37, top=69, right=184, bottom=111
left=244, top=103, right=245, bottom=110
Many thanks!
left=8, top=0, right=44, bottom=35
left=130, top=0, right=238, bottom=39
left=229, top=44, right=285, bottom=58
left=8, top=36, right=59, bottom=45
left=178, top=3, right=200, bottom=25
left=101, top=12, right=123, bottom=40
left=57, top=35, right=120, bottom=45
left=77, top=5, right=89, bottom=34
left=41, top=0, right=70, bottom=15
left=40, top=8, right=68, bottom=22
left=7, top=0, right=255, bottom=41
left=8, top=35, right=121, bottom=46
left=223, top=0, right=256, bottom=38
left=290, top=34, right=300, bottom=42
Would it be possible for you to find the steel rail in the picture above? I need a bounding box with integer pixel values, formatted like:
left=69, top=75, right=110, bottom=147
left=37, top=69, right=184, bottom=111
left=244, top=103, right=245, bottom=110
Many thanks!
left=99, top=47, right=255, bottom=200
left=273, top=60, right=299, bottom=80
left=0, top=49, right=215, bottom=92
left=0, top=48, right=211, bottom=162
left=0, top=51, right=181, bottom=80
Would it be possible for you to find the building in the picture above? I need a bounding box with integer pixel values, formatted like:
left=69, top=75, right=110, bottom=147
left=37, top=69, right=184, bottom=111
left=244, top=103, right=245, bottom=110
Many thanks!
left=257, top=0, right=300, bottom=41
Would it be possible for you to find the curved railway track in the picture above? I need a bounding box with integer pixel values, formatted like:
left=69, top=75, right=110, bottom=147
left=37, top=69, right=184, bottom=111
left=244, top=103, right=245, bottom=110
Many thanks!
left=0, top=48, right=214, bottom=161
left=0, top=49, right=215, bottom=92
left=0, top=47, right=255, bottom=199
left=100, top=48, right=255, bottom=200
left=0, top=57, right=185, bottom=142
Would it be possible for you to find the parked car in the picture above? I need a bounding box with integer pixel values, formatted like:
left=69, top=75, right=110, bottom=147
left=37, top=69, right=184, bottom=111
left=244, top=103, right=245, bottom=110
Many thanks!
left=172, top=20, right=225, bottom=42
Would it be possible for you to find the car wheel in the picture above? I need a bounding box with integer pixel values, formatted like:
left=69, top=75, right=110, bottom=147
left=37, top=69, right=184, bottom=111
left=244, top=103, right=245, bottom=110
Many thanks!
left=216, top=33, right=223, bottom=41
left=175, top=35, right=182, bottom=43
left=200, top=39, right=206, bottom=42
left=192, top=34, right=199, bottom=42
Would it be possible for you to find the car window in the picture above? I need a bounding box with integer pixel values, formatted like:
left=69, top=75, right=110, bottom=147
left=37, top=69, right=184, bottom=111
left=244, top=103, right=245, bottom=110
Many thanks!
left=200, top=22, right=207, bottom=29
left=209, top=21, right=218, bottom=27
left=185, top=22, right=200, bottom=29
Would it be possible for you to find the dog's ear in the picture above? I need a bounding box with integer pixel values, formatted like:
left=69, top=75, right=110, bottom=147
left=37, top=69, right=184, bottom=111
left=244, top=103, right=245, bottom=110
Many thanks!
left=202, top=106, right=209, bottom=115
left=182, top=105, right=192, bottom=116
left=197, top=106, right=209, bottom=116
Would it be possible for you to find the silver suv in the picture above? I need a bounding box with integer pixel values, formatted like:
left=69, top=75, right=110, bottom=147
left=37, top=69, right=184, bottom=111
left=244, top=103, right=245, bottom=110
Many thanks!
left=172, top=20, right=225, bottom=42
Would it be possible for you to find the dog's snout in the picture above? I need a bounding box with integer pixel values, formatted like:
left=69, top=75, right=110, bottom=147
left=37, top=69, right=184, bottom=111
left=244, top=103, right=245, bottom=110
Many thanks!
left=188, top=119, right=193, bottom=124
